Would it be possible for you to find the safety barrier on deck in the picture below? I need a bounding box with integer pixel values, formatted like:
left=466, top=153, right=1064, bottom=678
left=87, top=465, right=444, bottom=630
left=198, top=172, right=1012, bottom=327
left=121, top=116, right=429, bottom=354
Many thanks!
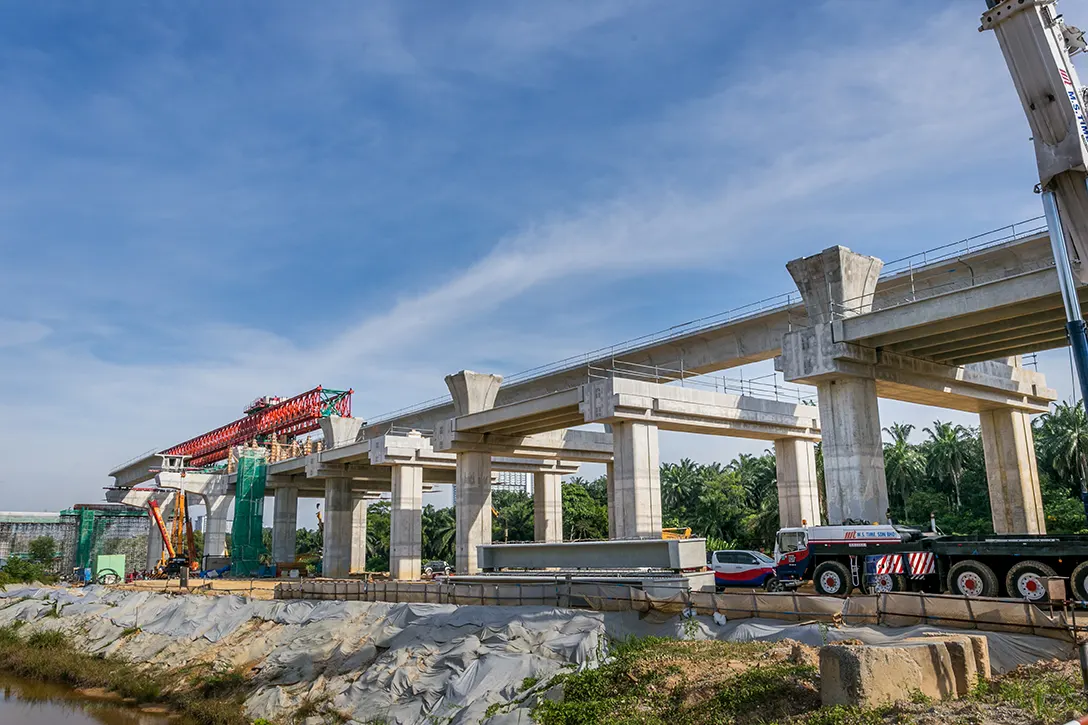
left=274, top=580, right=1078, bottom=641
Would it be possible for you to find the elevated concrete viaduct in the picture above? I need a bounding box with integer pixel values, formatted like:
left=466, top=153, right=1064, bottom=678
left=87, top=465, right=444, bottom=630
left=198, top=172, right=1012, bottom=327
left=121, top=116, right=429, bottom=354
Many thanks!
left=107, top=218, right=1075, bottom=577
left=431, top=370, right=822, bottom=572
left=779, top=244, right=1057, bottom=533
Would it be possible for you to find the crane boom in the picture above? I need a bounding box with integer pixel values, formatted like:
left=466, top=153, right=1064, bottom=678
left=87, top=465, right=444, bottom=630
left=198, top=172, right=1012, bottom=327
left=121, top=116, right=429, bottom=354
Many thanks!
left=984, top=0, right=1088, bottom=521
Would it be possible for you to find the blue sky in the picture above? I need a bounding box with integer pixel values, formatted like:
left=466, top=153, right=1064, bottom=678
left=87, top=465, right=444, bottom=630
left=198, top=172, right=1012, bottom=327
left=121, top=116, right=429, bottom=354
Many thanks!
left=0, top=1, right=1081, bottom=516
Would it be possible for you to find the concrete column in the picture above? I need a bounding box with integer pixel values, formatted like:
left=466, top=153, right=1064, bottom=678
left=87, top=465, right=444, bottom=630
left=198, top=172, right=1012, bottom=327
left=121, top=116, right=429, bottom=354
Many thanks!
left=774, top=438, right=822, bottom=527
left=202, top=494, right=232, bottom=561
left=145, top=513, right=165, bottom=570
left=455, top=452, right=492, bottom=574
left=351, top=495, right=368, bottom=574
left=980, top=408, right=1046, bottom=534
left=533, top=472, right=563, bottom=542
left=817, top=377, right=888, bottom=524
left=606, top=462, right=616, bottom=539
left=272, top=486, right=299, bottom=564
left=390, top=464, right=424, bottom=580
left=145, top=493, right=172, bottom=569
left=611, top=421, right=662, bottom=539
left=323, top=478, right=353, bottom=578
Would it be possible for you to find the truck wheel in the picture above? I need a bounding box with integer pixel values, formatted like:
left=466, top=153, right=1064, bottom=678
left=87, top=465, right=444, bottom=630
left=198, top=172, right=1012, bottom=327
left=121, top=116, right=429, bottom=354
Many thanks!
left=764, top=576, right=784, bottom=593
left=813, top=561, right=853, bottom=597
left=1071, top=561, right=1088, bottom=601
left=866, top=572, right=906, bottom=594
left=948, top=560, right=999, bottom=598
left=1005, top=560, right=1057, bottom=602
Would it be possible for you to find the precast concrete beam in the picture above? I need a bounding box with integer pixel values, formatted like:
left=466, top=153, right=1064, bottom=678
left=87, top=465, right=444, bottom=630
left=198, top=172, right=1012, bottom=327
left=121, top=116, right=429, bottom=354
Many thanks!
left=389, top=464, right=423, bottom=580
left=581, top=377, right=820, bottom=441
left=612, top=421, right=662, bottom=539
left=533, top=471, right=563, bottom=543
left=980, top=408, right=1046, bottom=534
left=774, top=438, right=822, bottom=527
left=272, top=486, right=299, bottom=563
left=778, top=324, right=1056, bottom=413
left=455, top=451, right=492, bottom=575
left=433, top=423, right=613, bottom=463
left=323, top=478, right=353, bottom=578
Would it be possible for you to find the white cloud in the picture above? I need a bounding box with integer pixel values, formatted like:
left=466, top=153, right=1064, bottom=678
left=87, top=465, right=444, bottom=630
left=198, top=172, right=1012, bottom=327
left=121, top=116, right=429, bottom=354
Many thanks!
left=0, top=2, right=1071, bottom=513
left=0, top=320, right=50, bottom=348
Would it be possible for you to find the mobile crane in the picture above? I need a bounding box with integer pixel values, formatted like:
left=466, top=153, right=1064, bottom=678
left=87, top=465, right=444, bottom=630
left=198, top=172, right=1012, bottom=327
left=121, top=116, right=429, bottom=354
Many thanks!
left=771, top=1, right=1088, bottom=603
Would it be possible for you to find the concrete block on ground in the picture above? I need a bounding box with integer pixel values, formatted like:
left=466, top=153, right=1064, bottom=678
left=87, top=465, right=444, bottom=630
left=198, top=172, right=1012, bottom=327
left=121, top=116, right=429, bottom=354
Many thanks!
left=820, top=637, right=984, bottom=707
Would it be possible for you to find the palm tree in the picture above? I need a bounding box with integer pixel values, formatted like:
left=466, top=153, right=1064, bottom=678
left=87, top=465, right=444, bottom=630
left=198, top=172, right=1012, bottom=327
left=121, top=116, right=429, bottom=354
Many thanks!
left=1035, top=401, right=1088, bottom=497
left=730, top=452, right=776, bottom=510
left=924, top=421, right=973, bottom=510
left=660, top=458, right=702, bottom=520
left=883, top=423, right=924, bottom=522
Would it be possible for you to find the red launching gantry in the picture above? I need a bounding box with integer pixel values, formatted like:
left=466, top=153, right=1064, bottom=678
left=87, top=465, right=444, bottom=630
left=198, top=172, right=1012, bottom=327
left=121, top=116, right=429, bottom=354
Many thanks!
left=161, top=386, right=353, bottom=467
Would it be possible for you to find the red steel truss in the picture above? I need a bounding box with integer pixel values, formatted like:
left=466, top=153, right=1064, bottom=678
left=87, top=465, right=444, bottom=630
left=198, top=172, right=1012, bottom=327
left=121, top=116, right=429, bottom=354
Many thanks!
left=161, top=386, right=352, bottom=467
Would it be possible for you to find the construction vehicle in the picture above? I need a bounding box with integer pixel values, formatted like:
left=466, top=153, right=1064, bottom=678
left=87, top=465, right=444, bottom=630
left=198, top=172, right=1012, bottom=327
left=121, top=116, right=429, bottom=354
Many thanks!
left=662, top=527, right=692, bottom=540
left=766, top=0, right=1088, bottom=604
left=772, top=521, right=1088, bottom=601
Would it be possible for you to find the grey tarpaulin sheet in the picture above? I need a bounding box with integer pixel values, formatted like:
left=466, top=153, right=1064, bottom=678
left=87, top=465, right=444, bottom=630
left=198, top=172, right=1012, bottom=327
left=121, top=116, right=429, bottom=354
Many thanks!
left=602, top=612, right=1072, bottom=675
left=0, top=585, right=1075, bottom=724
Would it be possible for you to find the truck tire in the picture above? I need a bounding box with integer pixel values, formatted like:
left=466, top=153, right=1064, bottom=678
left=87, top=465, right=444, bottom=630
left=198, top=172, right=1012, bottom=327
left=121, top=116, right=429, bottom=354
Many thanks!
left=948, top=560, right=999, bottom=598
left=866, top=572, right=906, bottom=594
left=1005, top=560, right=1057, bottom=602
left=764, top=576, right=784, bottom=593
left=1071, top=561, right=1088, bottom=602
left=813, top=561, right=853, bottom=597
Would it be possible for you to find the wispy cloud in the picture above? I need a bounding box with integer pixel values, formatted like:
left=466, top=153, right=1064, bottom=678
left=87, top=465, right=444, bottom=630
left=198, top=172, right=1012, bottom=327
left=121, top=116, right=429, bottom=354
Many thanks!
left=0, top=1, right=1066, bottom=511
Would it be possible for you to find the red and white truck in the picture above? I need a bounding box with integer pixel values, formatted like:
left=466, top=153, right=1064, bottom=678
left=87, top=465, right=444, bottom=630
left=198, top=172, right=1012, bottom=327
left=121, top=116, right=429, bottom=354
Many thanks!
left=772, top=524, right=1088, bottom=602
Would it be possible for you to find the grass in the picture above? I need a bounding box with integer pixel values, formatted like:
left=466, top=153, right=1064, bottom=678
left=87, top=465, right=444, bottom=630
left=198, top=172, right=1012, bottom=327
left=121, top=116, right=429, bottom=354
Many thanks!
left=972, top=663, right=1088, bottom=723
left=533, top=637, right=821, bottom=725
left=0, top=623, right=249, bottom=725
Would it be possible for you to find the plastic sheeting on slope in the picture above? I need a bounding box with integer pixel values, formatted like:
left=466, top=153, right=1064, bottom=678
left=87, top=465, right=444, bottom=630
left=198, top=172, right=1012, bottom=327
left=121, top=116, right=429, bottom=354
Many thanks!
left=0, top=585, right=1076, bottom=725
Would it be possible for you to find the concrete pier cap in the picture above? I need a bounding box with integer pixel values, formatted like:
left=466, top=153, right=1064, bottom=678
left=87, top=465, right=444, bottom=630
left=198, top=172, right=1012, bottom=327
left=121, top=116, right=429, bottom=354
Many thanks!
left=787, top=245, right=883, bottom=323
left=320, top=416, right=364, bottom=449
left=445, top=370, right=503, bottom=416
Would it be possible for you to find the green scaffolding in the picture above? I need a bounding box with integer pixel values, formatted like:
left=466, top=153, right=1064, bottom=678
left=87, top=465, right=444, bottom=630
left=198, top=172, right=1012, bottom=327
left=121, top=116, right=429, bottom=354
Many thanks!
left=232, top=448, right=268, bottom=576
left=75, top=509, right=96, bottom=571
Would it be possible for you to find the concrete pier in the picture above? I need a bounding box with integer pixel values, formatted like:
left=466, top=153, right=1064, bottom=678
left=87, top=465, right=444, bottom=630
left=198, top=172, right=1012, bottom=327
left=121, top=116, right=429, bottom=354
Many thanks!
left=533, top=471, right=563, bottom=542
left=606, top=462, right=616, bottom=539
left=351, top=495, right=368, bottom=573
left=784, top=245, right=888, bottom=524
left=611, top=421, right=662, bottom=539
left=202, top=493, right=231, bottom=560
left=455, top=452, right=492, bottom=574
left=323, top=477, right=353, bottom=578
left=389, top=464, right=423, bottom=580
left=817, top=377, right=888, bottom=524
left=774, top=438, right=822, bottom=527
left=272, top=486, right=299, bottom=564
left=980, top=407, right=1047, bottom=533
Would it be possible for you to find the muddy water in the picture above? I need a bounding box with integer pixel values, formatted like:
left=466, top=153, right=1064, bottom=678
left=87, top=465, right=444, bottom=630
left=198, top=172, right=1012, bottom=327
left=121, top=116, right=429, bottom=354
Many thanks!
left=0, top=673, right=185, bottom=724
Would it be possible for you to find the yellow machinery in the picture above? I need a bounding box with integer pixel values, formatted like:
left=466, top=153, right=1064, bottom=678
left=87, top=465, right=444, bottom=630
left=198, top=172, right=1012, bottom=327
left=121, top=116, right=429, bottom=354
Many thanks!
left=662, top=527, right=692, bottom=540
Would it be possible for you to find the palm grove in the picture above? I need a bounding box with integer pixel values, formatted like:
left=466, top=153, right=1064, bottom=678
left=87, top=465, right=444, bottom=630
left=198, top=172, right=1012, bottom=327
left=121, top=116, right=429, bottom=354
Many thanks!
left=280, top=401, right=1088, bottom=570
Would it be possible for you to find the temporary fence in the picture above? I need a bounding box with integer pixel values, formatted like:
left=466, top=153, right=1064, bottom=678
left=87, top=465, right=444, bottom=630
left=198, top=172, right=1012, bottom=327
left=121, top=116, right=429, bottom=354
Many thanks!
left=274, top=580, right=1077, bottom=641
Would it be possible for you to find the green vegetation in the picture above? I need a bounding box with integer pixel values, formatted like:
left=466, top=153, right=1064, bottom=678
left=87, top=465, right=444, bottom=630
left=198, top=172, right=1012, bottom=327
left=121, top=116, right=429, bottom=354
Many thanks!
left=533, top=637, right=820, bottom=725
left=0, top=623, right=248, bottom=725
left=530, top=637, right=1088, bottom=725
left=27, top=536, right=58, bottom=565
